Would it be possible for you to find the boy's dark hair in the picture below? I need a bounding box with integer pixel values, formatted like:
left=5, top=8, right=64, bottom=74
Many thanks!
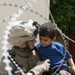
left=39, top=22, right=57, bottom=39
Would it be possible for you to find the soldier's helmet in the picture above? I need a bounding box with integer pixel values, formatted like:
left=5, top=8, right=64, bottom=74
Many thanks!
left=8, top=19, right=40, bottom=46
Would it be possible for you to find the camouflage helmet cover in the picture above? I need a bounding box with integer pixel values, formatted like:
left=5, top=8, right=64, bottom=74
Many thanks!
left=8, top=19, right=40, bottom=46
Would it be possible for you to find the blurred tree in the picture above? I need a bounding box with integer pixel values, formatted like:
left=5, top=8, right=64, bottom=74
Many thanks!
left=50, top=0, right=75, bottom=36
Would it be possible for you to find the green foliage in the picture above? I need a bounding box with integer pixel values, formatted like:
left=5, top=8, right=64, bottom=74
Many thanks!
left=50, top=0, right=75, bottom=36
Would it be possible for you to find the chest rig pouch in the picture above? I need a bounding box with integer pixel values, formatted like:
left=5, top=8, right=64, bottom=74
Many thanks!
left=8, top=49, right=26, bottom=75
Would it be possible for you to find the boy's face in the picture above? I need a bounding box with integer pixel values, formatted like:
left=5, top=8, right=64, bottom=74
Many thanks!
left=39, top=36, right=55, bottom=47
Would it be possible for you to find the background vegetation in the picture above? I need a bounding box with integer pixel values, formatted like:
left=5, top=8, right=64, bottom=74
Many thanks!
left=50, top=0, right=75, bottom=36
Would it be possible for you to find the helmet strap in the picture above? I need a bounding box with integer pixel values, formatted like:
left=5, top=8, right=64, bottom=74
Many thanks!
left=22, top=41, right=34, bottom=52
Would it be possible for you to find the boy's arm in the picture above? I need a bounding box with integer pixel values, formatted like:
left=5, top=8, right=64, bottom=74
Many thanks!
left=68, top=57, right=75, bottom=74
left=68, top=57, right=75, bottom=67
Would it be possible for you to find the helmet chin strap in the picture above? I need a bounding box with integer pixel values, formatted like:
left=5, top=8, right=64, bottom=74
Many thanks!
left=21, top=41, right=35, bottom=52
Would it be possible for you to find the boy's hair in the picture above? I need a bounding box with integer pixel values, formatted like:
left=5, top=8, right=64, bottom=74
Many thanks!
left=39, top=22, right=57, bottom=39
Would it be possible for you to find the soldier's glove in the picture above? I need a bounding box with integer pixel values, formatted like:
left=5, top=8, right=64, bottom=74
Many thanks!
left=29, top=59, right=50, bottom=75
left=56, top=70, right=71, bottom=75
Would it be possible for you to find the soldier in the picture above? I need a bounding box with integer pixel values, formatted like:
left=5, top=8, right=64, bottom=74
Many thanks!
left=0, top=20, right=50, bottom=75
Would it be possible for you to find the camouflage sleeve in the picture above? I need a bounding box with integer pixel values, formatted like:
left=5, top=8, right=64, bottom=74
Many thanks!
left=0, top=60, right=8, bottom=75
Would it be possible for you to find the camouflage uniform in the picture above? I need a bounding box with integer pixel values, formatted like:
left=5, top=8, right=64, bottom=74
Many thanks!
left=0, top=46, right=40, bottom=75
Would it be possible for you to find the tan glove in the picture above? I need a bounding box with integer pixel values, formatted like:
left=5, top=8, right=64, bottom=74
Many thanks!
left=56, top=70, right=71, bottom=75
left=29, top=59, right=50, bottom=75
left=26, top=73, right=33, bottom=75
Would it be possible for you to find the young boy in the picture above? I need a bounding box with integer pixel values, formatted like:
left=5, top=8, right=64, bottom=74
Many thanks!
left=36, top=22, right=75, bottom=75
